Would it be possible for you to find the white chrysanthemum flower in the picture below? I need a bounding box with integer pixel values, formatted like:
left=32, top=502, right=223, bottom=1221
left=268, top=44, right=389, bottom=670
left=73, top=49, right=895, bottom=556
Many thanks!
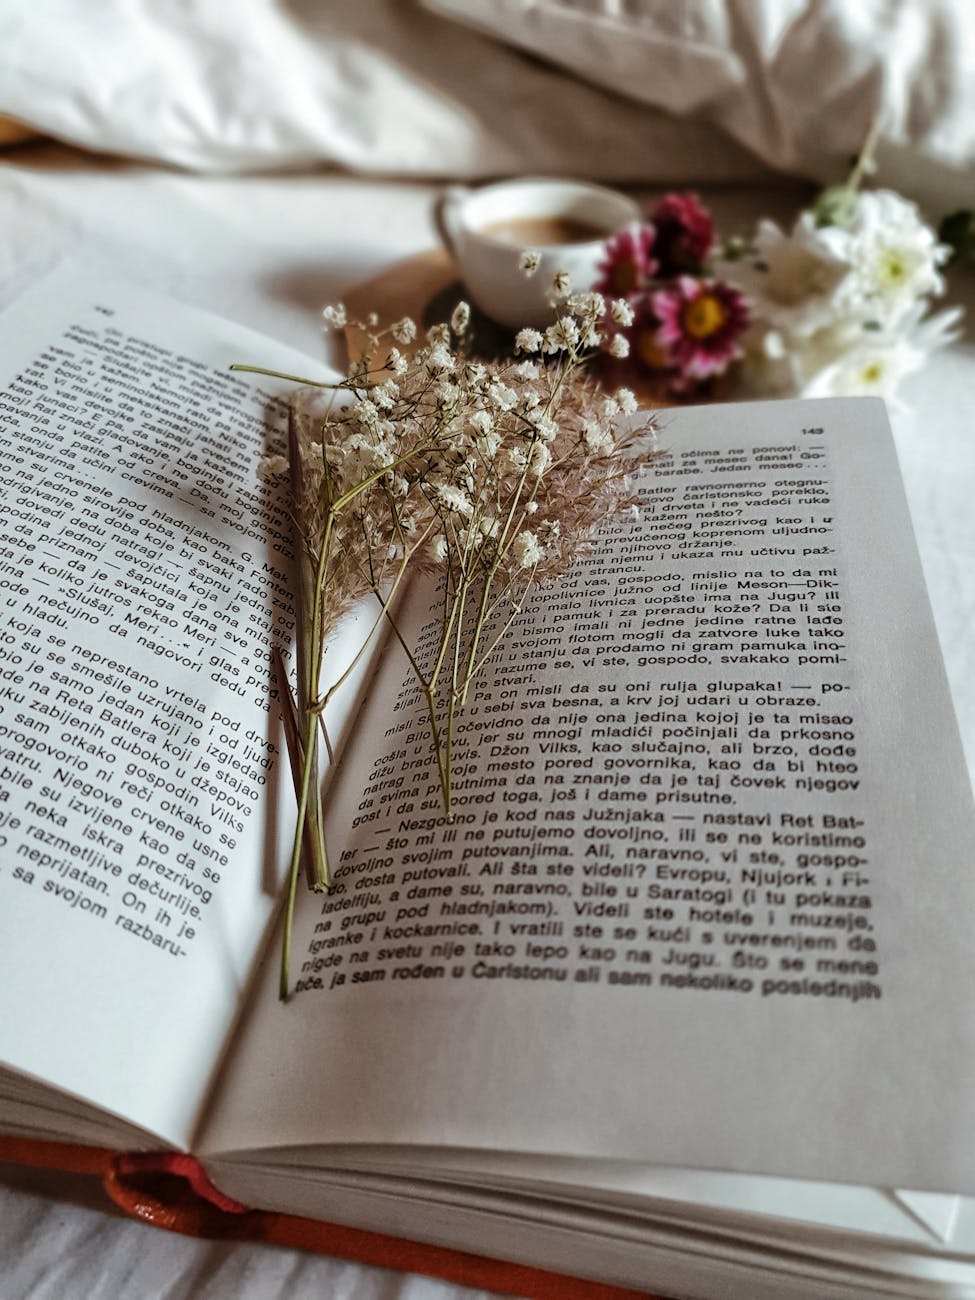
left=609, top=333, right=630, bottom=359
left=479, top=515, right=500, bottom=538
left=511, top=529, right=543, bottom=569
left=519, top=249, right=540, bottom=276
left=437, top=482, right=474, bottom=516
left=525, top=500, right=538, bottom=514
left=601, top=396, right=620, bottom=419
left=515, top=327, right=543, bottom=354
left=450, top=301, right=471, bottom=334
left=392, top=316, right=417, bottom=344
left=615, top=387, right=638, bottom=414
left=436, top=380, right=460, bottom=405
left=322, top=302, right=347, bottom=329
left=738, top=316, right=859, bottom=398
left=801, top=336, right=924, bottom=401
left=469, top=409, right=493, bottom=436
left=430, top=534, right=449, bottom=562
left=611, top=298, right=635, bottom=327
left=534, top=414, right=558, bottom=442
left=257, top=454, right=289, bottom=479
left=512, top=360, right=540, bottom=381
left=800, top=303, right=961, bottom=404
left=551, top=269, right=572, bottom=297
left=426, top=323, right=451, bottom=346
left=506, top=446, right=528, bottom=473
left=583, top=419, right=614, bottom=454
left=845, top=190, right=950, bottom=325
left=729, top=214, right=853, bottom=338
left=387, top=346, right=409, bottom=375
left=544, top=316, right=579, bottom=354
left=908, top=304, right=964, bottom=353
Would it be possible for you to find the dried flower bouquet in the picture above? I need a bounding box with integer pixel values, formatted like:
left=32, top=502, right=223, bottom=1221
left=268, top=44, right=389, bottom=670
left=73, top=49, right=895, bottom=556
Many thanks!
left=237, top=283, right=656, bottom=996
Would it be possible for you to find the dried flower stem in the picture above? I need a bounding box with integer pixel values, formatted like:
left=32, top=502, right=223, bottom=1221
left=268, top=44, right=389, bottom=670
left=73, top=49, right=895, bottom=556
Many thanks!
left=241, top=285, right=655, bottom=998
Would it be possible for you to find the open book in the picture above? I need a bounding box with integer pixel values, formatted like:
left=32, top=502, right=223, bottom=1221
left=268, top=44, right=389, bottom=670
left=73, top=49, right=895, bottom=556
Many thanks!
left=2, top=268, right=975, bottom=1300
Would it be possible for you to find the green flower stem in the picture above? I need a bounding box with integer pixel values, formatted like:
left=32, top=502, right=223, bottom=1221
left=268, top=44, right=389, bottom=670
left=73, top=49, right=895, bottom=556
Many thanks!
left=319, top=521, right=435, bottom=722
left=280, top=706, right=327, bottom=1001
left=279, top=411, right=331, bottom=999
left=466, top=590, right=529, bottom=684
left=272, top=647, right=322, bottom=878
left=424, top=684, right=452, bottom=818
left=231, top=364, right=341, bottom=389
left=279, top=598, right=331, bottom=998
left=846, top=119, right=881, bottom=191
left=293, top=414, right=332, bottom=895
left=280, top=446, right=443, bottom=996
left=372, top=571, right=460, bottom=819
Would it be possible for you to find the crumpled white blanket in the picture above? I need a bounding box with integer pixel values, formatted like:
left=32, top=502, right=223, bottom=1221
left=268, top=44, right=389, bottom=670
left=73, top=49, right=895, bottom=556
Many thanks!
left=1, top=0, right=973, bottom=206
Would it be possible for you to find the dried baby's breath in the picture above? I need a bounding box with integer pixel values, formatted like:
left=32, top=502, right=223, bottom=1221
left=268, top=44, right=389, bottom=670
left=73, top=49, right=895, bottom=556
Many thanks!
left=236, top=287, right=657, bottom=998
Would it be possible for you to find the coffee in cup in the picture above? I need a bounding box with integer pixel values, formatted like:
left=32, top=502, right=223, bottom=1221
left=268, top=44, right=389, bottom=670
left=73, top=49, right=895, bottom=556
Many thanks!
left=435, top=179, right=642, bottom=330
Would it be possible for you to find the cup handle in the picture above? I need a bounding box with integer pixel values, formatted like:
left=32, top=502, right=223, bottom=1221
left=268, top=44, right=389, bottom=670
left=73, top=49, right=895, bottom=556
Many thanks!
left=434, top=185, right=468, bottom=261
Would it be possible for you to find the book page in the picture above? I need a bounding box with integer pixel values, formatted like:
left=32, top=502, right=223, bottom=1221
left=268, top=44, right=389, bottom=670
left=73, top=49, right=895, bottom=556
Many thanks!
left=0, top=269, right=371, bottom=1147
left=205, top=397, right=975, bottom=1198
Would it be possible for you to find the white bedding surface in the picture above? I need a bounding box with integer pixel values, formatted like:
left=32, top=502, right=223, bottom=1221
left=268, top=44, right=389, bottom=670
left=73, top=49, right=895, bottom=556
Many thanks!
left=0, top=1162, right=490, bottom=1300
left=0, top=146, right=973, bottom=1299
left=3, top=1, right=975, bottom=208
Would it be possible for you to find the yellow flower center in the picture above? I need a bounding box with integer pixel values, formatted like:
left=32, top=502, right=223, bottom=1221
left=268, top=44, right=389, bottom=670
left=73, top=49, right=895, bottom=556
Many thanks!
left=876, top=249, right=909, bottom=288
left=636, top=327, right=669, bottom=369
left=681, top=292, right=727, bottom=340
left=860, top=361, right=884, bottom=385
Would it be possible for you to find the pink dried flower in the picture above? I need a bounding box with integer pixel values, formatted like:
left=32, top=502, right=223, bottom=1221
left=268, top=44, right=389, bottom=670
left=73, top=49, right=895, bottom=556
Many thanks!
left=594, top=225, right=657, bottom=297
left=651, top=276, right=749, bottom=380
left=650, top=192, right=714, bottom=276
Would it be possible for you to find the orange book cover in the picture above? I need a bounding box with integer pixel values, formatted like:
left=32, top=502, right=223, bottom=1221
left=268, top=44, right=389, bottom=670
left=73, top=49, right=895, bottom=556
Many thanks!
left=0, top=1136, right=657, bottom=1300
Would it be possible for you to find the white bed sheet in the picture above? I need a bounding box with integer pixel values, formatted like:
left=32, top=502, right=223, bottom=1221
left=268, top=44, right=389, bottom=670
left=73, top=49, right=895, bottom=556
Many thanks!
left=0, top=145, right=972, bottom=1299
left=3, top=1, right=975, bottom=211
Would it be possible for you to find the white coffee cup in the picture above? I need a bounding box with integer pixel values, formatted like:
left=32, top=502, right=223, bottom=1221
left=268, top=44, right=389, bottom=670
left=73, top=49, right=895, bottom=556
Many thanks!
left=436, top=178, right=642, bottom=330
